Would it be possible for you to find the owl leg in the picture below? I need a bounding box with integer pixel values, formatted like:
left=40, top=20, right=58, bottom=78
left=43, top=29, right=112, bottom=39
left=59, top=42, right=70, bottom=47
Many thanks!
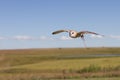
left=81, top=36, right=87, bottom=48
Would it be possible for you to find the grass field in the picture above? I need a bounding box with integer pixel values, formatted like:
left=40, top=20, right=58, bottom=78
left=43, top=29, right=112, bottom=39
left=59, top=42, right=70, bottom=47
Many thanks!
left=0, top=47, right=120, bottom=80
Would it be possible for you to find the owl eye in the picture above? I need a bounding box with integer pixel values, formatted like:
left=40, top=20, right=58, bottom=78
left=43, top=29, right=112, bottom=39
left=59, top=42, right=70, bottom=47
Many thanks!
left=71, top=32, right=74, bottom=34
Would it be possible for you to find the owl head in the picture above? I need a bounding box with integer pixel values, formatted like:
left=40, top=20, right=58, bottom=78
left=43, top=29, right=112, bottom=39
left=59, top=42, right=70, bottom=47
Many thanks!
left=69, top=30, right=78, bottom=38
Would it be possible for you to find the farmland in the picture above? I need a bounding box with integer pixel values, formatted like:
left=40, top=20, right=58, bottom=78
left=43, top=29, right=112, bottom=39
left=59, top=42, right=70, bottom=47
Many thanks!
left=0, top=47, right=120, bottom=80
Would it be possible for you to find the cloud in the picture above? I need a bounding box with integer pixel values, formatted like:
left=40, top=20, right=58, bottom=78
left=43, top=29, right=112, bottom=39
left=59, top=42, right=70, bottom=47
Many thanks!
left=39, top=36, right=48, bottom=40
left=37, top=36, right=54, bottom=40
left=60, top=36, right=73, bottom=40
left=109, top=35, right=120, bottom=39
left=0, top=37, right=6, bottom=40
left=13, top=35, right=34, bottom=40
left=90, top=34, right=103, bottom=39
left=13, top=35, right=52, bottom=41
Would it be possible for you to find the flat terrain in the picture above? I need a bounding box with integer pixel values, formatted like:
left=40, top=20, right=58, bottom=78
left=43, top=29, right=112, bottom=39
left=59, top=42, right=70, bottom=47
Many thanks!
left=0, top=47, right=120, bottom=80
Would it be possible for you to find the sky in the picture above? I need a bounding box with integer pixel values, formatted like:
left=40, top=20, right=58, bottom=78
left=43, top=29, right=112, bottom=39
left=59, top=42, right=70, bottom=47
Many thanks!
left=0, top=0, right=120, bottom=49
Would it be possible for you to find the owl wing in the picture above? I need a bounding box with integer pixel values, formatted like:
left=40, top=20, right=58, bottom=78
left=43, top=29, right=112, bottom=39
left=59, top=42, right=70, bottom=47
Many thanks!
left=78, top=31, right=100, bottom=35
left=52, top=30, right=70, bottom=35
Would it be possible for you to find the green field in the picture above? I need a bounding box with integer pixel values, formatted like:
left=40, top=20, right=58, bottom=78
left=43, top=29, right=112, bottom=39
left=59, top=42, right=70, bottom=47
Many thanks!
left=0, top=47, right=120, bottom=80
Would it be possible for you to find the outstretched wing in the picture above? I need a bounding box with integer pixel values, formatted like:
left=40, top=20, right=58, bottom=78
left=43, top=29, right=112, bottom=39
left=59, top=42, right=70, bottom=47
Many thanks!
left=52, top=30, right=70, bottom=35
left=78, top=31, right=100, bottom=35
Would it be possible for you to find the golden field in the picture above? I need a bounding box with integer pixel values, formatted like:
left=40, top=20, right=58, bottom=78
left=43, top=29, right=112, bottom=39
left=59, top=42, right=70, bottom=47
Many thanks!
left=0, top=47, right=120, bottom=80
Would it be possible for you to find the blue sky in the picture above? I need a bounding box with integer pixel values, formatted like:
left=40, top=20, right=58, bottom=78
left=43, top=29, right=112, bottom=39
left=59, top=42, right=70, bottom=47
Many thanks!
left=0, top=0, right=120, bottom=49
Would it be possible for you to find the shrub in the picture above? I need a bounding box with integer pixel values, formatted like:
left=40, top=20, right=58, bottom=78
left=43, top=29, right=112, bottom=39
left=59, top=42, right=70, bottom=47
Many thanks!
left=77, top=64, right=101, bottom=73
